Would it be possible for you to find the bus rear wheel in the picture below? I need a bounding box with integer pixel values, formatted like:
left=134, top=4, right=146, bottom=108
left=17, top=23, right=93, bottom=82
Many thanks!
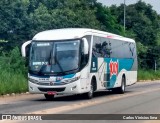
left=117, top=76, right=125, bottom=94
left=112, top=76, right=125, bottom=94
left=44, top=94, right=55, bottom=100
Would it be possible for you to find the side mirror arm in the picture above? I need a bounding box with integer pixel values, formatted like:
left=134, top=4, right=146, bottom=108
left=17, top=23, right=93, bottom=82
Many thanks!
left=21, top=40, right=31, bottom=57
left=82, top=38, right=89, bottom=55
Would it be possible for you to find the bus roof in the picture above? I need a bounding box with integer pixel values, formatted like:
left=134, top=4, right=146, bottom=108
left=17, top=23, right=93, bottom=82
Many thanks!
left=33, top=28, right=135, bottom=43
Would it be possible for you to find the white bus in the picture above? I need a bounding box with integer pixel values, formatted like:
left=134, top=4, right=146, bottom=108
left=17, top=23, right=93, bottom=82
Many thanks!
left=21, top=28, right=137, bottom=100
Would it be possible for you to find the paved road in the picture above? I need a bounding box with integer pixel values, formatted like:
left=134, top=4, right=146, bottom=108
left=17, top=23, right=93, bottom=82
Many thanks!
left=0, top=81, right=160, bottom=123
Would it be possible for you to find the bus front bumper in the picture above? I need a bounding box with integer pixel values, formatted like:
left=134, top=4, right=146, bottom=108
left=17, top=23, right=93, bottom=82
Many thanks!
left=28, top=80, right=83, bottom=95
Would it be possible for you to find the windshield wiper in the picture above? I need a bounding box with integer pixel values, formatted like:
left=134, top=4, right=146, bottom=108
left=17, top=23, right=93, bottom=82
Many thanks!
left=54, top=50, right=66, bottom=75
left=38, top=50, right=52, bottom=75
left=64, top=68, right=79, bottom=73
left=38, top=63, right=47, bottom=75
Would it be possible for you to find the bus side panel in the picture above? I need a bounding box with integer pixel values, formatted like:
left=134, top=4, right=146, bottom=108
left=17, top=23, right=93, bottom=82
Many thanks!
left=90, top=57, right=106, bottom=90
left=90, top=57, right=136, bottom=90
left=90, top=35, right=137, bottom=90
left=104, top=58, right=135, bottom=89
left=125, top=71, right=137, bottom=86
left=80, top=65, right=91, bottom=93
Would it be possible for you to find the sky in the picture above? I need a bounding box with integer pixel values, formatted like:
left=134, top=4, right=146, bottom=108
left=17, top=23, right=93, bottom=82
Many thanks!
left=97, top=0, right=160, bottom=14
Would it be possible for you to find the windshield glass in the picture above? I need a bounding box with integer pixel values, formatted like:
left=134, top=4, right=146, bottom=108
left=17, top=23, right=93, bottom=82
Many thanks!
left=29, top=40, right=80, bottom=75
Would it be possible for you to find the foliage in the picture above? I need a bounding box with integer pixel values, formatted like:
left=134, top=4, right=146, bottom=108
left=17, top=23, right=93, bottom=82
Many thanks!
left=0, top=0, right=124, bottom=52
left=110, top=0, right=160, bottom=69
left=0, top=47, right=27, bottom=95
left=138, top=69, right=160, bottom=81
left=95, top=2, right=124, bottom=35
left=0, top=72, right=27, bottom=95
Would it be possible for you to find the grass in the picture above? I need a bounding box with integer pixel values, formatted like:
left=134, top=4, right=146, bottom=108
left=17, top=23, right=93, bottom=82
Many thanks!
left=0, top=71, right=27, bottom=95
left=0, top=47, right=28, bottom=95
left=138, top=69, right=160, bottom=81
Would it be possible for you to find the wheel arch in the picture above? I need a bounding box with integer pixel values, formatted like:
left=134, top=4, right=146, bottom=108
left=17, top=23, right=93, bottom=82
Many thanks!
left=91, top=75, right=97, bottom=91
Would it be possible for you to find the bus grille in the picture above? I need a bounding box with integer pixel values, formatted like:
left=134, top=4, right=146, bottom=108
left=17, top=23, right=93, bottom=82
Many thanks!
left=38, top=87, right=65, bottom=92
left=37, top=82, right=67, bottom=86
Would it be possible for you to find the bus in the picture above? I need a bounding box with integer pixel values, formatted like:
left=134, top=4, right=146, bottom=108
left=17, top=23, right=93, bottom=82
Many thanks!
left=21, top=28, right=137, bottom=100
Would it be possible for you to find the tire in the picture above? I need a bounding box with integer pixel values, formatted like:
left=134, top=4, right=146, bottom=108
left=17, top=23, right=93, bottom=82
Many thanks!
left=117, top=76, right=125, bottom=94
left=44, top=94, right=55, bottom=100
left=112, top=76, right=125, bottom=94
left=85, top=81, right=94, bottom=99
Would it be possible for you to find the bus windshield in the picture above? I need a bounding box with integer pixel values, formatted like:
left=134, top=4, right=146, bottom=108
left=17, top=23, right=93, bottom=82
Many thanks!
left=29, top=40, right=80, bottom=75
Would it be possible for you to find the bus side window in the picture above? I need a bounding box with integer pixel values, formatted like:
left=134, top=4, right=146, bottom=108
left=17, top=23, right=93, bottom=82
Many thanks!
left=101, top=41, right=112, bottom=58
left=92, top=36, right=112, bottom=58
left=129, top=42, right=135, bottom=58
left=92, top=36, right=101, bottom=57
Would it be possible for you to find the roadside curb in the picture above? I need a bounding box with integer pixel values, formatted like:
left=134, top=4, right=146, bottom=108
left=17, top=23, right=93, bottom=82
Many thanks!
left=138, top=80, right=160, bottom=82
left=0, top=92, right=30, bottom=98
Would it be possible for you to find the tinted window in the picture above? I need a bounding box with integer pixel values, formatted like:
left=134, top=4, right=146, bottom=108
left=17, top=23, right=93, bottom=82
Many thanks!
left=92, top=36, right=136, bottom=58
left=92, top=36, right=112, bottom=58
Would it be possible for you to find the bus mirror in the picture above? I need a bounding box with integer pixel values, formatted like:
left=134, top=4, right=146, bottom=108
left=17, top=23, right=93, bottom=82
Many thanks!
left=21, top=40, right=31, bottom=57
left=82, top=38, right=89, bottom=55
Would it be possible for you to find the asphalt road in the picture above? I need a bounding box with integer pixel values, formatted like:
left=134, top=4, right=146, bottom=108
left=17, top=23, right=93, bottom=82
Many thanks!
left=0, top=81, right=160, bottom=123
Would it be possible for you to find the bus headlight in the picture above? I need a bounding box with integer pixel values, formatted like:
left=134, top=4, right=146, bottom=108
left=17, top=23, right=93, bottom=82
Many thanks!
left=29, top=78, right=39, bottom=84
left=63, top=76, right=80, bottom=83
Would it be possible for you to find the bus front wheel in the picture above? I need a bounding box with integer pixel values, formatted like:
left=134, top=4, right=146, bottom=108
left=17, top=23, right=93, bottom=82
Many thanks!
left=85, top=81, right=94, bottom=99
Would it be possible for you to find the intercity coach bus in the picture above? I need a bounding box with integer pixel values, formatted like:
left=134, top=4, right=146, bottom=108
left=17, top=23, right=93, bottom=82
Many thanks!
left=21, top=28, right=137, bottom=100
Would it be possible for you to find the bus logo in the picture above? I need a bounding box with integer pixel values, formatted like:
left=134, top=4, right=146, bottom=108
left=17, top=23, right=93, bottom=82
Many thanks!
left=50, top=82, right=54, bottom=85
left=109, top=60, right=119, bottom=78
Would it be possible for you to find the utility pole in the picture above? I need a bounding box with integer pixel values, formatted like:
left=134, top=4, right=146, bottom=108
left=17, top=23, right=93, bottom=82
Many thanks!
left=155, top=60, right=157, bottom=72
left=124, top=0, right=126, bottom=33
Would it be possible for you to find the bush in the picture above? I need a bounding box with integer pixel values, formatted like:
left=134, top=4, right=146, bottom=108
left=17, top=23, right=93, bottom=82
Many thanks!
left=138, top=69, right=160, bottom=81
left=0, top=47, right=28, bottom=95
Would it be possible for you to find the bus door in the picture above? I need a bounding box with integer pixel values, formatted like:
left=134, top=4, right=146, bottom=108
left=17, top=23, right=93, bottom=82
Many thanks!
left=98, top=58, right=107, bottom=87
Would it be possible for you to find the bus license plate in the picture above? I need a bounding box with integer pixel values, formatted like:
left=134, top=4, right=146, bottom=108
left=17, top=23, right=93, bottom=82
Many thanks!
left=47, top=91, right=56, bottom=95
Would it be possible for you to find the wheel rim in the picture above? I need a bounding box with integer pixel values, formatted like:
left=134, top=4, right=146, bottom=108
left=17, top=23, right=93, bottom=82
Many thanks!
left=89, top=84, right=93, bottom=97
left=122, top=78, right=125, bottom=92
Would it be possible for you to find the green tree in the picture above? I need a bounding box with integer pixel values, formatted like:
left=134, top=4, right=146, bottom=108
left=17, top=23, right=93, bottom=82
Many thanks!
left=95, top=3, right=124, bottom=35
left=0, top=0, right=30, bottom=48
left=110, top=0, right=160, bottom=69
